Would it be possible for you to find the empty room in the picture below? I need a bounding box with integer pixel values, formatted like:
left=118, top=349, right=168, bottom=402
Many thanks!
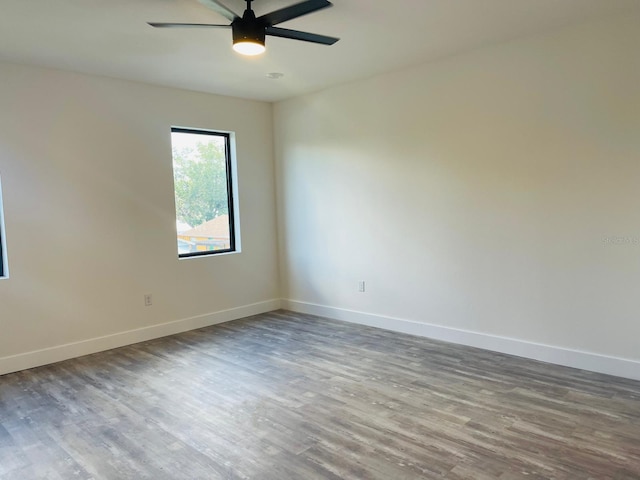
left=1, top=0, right=639, bottom=478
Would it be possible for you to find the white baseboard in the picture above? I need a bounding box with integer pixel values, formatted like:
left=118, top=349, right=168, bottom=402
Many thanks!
left=282, top=299, right=640, bottom=382
left=0, top=299, right=282, bottom=376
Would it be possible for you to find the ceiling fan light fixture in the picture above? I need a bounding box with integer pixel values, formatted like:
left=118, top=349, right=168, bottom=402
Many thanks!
left=232, top=18, right=266, bottom=56
left=233, top=40, right=265, bottom=56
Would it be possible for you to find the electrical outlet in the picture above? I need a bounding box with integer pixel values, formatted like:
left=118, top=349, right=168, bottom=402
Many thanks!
left=144, top=294, right=152, bottom=306
left=358, top=281, right=365, bottom=293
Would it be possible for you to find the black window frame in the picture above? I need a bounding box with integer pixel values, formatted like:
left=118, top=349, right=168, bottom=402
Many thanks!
left=0, top=231, right=4, bottom=278
left=0, top=231, right=3, bottom=277
left=0, top=177, right=6, bottom=278
left=171, top=127, right=237, bottom=258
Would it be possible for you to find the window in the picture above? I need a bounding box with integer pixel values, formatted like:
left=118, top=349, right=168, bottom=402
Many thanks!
left=171, top=128, right=238, bottom=258
left=0, top=175, right=7, bottom=278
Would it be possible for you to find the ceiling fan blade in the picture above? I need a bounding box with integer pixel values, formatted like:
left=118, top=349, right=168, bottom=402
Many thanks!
left=266, top=26, right=339, bottom=45
left=258, top=0, right=332, bottom=27
left=148, top=22, right=230, bottom=28
left=198, top=0, right=240, bottom=22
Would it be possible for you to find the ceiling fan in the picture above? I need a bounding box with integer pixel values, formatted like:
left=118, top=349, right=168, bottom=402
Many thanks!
left=149, top=0, right=340, bottom=56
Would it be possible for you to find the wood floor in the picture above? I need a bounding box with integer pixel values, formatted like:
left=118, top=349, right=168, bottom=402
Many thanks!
left=1, top=310, right=639, bottom=479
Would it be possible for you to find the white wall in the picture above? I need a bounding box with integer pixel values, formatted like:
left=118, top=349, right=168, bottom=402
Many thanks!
left=274, top=14, right=640, bottom=377
left=0, top=63, right=279, bottom=374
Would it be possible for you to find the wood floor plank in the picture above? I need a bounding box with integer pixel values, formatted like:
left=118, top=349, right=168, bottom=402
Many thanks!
left=1, top=310, right=639, bottom=479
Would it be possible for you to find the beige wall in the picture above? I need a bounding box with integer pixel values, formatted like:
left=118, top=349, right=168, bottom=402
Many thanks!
left=274, top=14, right=640, bottom=365
left=0, top=63, right=279, bottom=370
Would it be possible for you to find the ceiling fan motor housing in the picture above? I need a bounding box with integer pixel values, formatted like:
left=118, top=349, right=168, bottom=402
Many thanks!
left=232, top=10, right=266, bottom=46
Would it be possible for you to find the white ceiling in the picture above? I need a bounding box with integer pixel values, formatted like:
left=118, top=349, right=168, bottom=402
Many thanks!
left=1, top=0, right=639, bottom=102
